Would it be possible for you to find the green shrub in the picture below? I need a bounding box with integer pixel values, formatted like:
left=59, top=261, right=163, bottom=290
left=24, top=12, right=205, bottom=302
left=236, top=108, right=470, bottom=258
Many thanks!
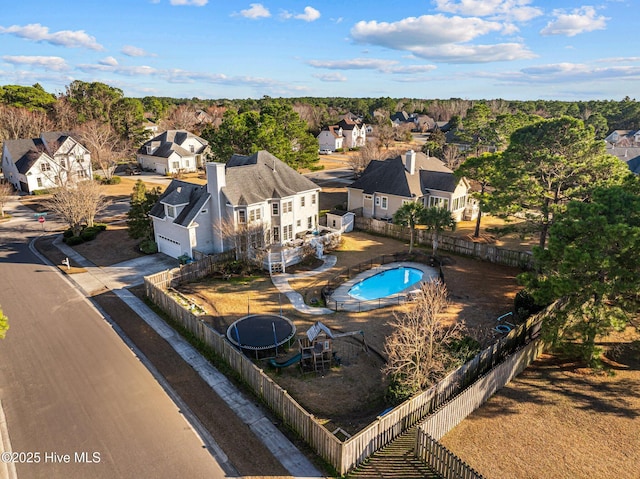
left=100, top=176, right=121, bottom=185
left=33, top=189, right=51, bottom=195
left=447, top=336, right=481, bottom=363
left=514, top=289, right=545, bottom=319
left=63, top=229, right=74, bottom=238
left=65, top=235, right=84, bottom=246
left=80, top=228, right=98, bottom=241
left=95, top=223, right=107, bottom=231
left=139, top=239, right=158, bottom=254
left=384, top=375, right=415, bottom=406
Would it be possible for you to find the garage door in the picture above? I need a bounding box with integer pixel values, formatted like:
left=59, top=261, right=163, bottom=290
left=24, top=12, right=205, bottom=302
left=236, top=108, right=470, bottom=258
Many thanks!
left=157, top=235, right=181, bottom=258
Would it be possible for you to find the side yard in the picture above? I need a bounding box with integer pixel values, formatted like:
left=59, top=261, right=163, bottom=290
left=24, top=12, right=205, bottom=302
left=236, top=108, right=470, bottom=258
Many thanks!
left=440, top=332, right=640, bottom=479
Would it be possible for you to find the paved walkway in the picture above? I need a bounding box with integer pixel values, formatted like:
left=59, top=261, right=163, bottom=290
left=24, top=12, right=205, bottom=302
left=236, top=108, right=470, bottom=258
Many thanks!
left=270, top=255, right=337, bottom=315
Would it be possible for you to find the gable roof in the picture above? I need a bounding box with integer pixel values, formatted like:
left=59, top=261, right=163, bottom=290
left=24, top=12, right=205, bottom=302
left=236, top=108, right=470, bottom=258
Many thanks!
left=349, top=151, right=459, bottom=198
left=222, top=150, right=319, bottom=206
left=3, top=132, right=80, bottom=174
left=149, top=180, right=210, bottom=227
left=138, top=129, right=208, bottom=157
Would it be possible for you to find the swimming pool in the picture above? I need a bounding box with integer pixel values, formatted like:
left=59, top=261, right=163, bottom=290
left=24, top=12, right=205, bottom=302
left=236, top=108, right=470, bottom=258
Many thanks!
left=348, top=267, right=424, bottom=301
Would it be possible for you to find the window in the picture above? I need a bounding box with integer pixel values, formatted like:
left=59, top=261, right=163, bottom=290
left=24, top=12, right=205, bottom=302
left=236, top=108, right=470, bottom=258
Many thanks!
left=282, top=201, right=293, bottom=213
left=172, top=161, right=180, bottom=170
left=40, top=163, right=51, bottom=172
left=36, top=178, right=43, bottom=187
left=60, top=159, right=66, bottom=168
left=301, top=196, right=306, bottom=207
left=364, top=194, right=373, bottom=201
left=166, top=205, right=176, bottom=218
left=307, top=216, right=312, bottom=229
left=381, top=196, right=388, bottom=209
left=272, top=202, right=279, bottom=216
left=249, top=208, right=261, bottom=222
left=375, top=197, right=380, bottom=206
left=190, top=145, right=195, bottom=153
left=282, top=224, right=293, bottom=241
left=296, top=219, right=301, bottom=227
left=238, top=210, right=246, bottom=223
left=311, top=194, right=316, bottom=205
left=184, top=159, right=190, bottom=167
left=429, top=197, right=449, bottom=209
left=273, top=226, right=280, bottom=242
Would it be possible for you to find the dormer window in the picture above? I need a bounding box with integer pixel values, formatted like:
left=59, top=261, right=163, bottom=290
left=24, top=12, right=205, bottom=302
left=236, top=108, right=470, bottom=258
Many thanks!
left=166, top=205, right=177, bottom=218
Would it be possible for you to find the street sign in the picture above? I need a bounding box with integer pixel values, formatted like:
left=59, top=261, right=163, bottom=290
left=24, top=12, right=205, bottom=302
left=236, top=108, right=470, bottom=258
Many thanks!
left=38, top=216, right=45, bottom=223
left=33, top=212, right=48, bottom=217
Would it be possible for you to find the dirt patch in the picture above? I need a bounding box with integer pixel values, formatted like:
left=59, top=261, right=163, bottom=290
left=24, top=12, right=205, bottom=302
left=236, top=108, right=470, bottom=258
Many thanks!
left=440, top=333, right=640, bottom=479
left=177, top=231, right=522, bottom=434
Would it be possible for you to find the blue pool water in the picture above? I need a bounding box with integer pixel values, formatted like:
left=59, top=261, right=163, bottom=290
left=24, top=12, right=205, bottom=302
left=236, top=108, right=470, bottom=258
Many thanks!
left=348, top=267, right=424, bottom=301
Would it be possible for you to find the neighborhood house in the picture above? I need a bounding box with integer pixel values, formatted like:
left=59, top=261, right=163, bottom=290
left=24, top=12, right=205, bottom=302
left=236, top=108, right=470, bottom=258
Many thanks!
left=347, top=150, right=476, bottom=222
left=317, top=115, right=367, bottom=152
left=137, top=129, right=210, bottom=175
left=149, top=150, right=321, bottom=259
left=1, top=132, right=92, bottom=194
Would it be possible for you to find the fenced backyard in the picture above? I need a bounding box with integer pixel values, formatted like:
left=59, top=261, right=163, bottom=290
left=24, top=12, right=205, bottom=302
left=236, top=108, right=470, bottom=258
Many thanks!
left=143, top=251, right=546, bottom=476
left=356, top=217, right=534, bottom=269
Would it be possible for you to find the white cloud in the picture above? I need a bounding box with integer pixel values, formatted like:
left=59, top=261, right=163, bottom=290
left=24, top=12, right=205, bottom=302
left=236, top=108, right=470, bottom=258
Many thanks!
left=540, top=6, right=609, bottom=37
left=313, top=72, right=347, bottom=82
left=350, top=15, right=534, bottom=63
left=3, top=55, right=68, bottom=71
left=295, top=6, right=321, bottom=22
left=170, top=0, right=208, bottom=6
left=0, top=23, right=103, bottom=50
left=351, top=15, right=503, bottom=48
left=434, top=0, right=543, bottom=22
left=239, top=3, right=271, bottom=19
left=99, top=56, right=119, bottom=66
left=122, top=45, right=154, bottom=57
left=308, top=58, right=437, bottom=74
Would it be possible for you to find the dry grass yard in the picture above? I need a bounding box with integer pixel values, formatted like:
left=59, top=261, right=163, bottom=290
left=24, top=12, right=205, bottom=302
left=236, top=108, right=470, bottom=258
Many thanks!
left=440, top=329, right=640, bottom=479
left=176, top=231, right=522, bottom=433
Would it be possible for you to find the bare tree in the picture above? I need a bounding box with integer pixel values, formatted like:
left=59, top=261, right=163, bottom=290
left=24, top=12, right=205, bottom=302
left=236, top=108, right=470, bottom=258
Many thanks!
left=0, top=105, right=52, bottom=141
left=0, top=182, right=14, bottom=217
left=216, top=217, right=270, bottom=266
left=47, top=181, right=108, bottom=235
left=79, top=121, right=122, bottom=180
left=383, top=281, right=463, bottom=393
left=376, top=123, right=395, bottom=150
left=442, top=144, right=462, bottom=170
left=349, top=143, right=381, bottom=177
left=161, top=104, right=198, bottom=132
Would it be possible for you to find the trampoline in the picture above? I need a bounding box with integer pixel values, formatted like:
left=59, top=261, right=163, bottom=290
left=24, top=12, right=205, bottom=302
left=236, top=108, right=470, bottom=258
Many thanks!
left=227, top=314, right=296, bottom=359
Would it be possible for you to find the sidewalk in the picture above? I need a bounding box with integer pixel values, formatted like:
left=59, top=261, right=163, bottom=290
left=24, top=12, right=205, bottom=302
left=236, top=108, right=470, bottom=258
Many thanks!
left=49, top=237, right=323, bottom=478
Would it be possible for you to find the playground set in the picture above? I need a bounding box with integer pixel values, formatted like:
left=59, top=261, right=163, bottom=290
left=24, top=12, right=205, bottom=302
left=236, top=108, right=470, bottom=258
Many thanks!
left=269, top=321, right=368, bottom=374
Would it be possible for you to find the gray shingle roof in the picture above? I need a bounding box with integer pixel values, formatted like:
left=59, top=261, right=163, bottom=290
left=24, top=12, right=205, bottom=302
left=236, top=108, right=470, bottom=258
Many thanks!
left=349, top=152, right=459, bottom=197
left=4, top=132, right=78, bottom=174
left=222, top=150, right=319, bottom=206
left=149, top=180, right=210, bottom=227
left=138, top=129, right=208, bottom=156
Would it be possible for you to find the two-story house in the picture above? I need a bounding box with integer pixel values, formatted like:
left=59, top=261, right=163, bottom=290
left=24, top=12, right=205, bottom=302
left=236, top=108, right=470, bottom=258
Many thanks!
left=347, top=150, right=475, bottom=222
left=2, top=132, right=92, bottom=194
left=149, top=150, right=321, bottom=259
left=317, top=115, right=366, bottom=152
left=137, top=129, right=209, bottom=175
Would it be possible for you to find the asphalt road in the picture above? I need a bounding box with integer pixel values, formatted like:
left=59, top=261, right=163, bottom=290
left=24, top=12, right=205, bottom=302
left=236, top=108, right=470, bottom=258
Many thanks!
left=0, top=211, right=225, bottom=478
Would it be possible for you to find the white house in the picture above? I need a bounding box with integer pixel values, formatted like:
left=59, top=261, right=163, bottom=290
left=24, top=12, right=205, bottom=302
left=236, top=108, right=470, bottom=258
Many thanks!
left=317, top=116, right=366, bottom=152
left=149, top=150, right=321, bottom=259
left=347, top=150, right=475, bottom=222
left=1, top=132, right=92, bottom=194
left=137, top=130, right=209, bottom=175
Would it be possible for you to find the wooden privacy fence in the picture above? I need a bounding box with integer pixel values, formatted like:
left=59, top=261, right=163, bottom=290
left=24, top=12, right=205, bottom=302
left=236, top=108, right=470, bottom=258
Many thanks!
left=416, top=433, right=485, bottom=479
left=355, top=217, right=534, bottom=269
left=144, top=252, right=545, bottom=475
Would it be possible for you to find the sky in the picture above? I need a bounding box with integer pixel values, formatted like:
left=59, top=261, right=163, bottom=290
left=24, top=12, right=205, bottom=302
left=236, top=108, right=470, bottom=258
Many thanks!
left=0, top=0, right=637, bottom=101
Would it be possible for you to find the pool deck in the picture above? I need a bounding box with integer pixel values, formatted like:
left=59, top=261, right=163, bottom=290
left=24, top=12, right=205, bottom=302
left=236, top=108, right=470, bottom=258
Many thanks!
left=327, top=262, right=439, bottom=312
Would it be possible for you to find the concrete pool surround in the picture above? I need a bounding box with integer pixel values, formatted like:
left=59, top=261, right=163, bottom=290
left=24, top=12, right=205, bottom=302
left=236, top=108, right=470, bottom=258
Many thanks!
left=328, top=261, right=440, bottom=312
